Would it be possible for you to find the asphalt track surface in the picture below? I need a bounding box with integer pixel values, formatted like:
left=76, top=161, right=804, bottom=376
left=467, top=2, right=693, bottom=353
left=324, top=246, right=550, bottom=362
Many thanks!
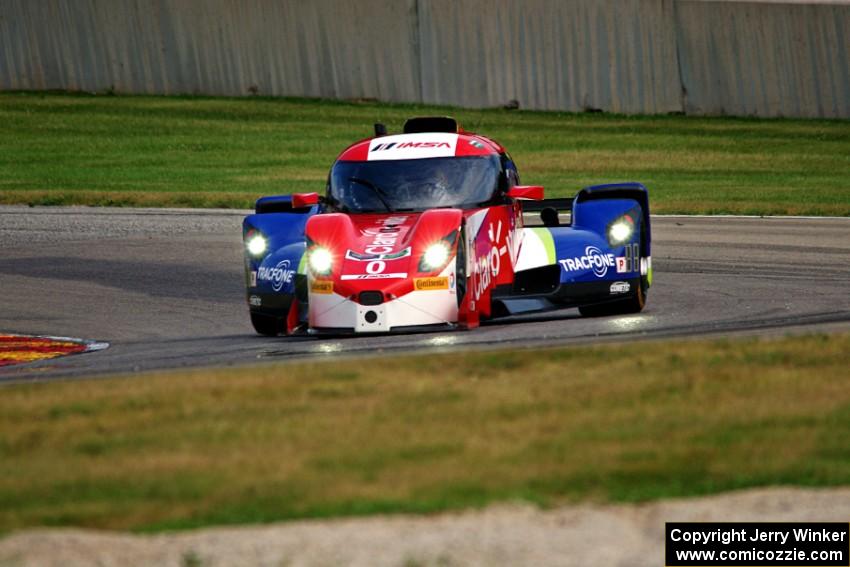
left=1, top=206, right=849, bottom=382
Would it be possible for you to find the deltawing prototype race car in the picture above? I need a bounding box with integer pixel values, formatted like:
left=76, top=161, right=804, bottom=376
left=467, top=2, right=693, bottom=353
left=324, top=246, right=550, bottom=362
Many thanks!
left=242, top=117, right=652, bottom=336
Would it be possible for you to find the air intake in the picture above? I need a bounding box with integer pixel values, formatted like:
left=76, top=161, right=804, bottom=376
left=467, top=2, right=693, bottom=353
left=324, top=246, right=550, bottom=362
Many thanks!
left=403, top=116, right=459, bottom=134
left=358, top=291, right=384, bottom=306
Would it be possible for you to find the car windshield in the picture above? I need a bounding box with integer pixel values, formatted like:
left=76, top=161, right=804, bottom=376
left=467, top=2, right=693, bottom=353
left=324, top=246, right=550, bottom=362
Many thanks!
left=328, top=155, right=501, bottom=213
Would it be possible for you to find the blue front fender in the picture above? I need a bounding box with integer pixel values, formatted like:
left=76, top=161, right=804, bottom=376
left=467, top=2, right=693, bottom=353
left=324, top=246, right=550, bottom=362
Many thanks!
left=243, top=204, right=318, bottom=298
left=552, top=197, right=646, bottom=284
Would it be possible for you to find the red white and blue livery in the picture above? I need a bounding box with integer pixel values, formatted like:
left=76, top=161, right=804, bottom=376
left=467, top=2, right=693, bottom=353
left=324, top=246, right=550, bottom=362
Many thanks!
left=242, top=117, right=652, bottom=335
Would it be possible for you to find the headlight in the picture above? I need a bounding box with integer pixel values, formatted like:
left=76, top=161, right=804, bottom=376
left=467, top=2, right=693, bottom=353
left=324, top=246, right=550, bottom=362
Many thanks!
left=308, top=246, right=333, bottom=274
left=246, top=234, right=267, bottom=257
left=608, top=216, right=635, bottom=246
left=421, top=242, right=450, bottom=271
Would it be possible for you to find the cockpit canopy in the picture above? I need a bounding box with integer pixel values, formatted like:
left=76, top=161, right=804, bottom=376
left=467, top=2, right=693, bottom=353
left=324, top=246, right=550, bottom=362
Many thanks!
left=327, top=155, right=502, bottom=213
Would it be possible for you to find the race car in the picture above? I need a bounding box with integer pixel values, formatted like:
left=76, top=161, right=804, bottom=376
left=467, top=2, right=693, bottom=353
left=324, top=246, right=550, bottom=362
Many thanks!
left=242, top=116, right=652, bottom=336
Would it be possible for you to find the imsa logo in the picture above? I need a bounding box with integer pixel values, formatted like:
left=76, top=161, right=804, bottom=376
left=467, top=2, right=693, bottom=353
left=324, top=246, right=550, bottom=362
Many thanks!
left=371, top=141, right=451, bottom=152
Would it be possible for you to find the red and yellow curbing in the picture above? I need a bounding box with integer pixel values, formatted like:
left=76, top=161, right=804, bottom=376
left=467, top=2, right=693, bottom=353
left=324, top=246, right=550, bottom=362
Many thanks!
left=0, top=334, right=105, bottom=367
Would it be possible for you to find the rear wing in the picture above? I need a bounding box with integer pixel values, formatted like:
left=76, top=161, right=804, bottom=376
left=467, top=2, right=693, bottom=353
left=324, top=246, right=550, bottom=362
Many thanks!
left=520, top=198, right=573, bottom=214
left=255, top=193, right=320, bottom=214
left=574, top=182, right=650, bottom=239
left=520, top=182, right=649, bottom=229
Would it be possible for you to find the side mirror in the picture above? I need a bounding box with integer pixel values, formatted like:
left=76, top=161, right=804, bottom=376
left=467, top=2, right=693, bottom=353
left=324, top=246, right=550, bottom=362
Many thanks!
left=507, top=185, right=544, bottom=200
left=292, top=192, right=320, bottom=208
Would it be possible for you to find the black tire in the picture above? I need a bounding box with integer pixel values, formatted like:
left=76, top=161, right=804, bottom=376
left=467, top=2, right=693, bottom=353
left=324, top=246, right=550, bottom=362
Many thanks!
left=250, top=312, right=280, bottom=336
left=455, top=225, right=467, bottom=308
left=579, top=222, right=649, bottom=318
left=578, top=282, right=646, bottom=317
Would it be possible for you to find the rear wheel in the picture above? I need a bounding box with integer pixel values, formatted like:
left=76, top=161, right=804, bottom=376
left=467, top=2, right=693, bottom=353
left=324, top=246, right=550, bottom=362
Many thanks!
left=250, top=312, right=279, bottom=336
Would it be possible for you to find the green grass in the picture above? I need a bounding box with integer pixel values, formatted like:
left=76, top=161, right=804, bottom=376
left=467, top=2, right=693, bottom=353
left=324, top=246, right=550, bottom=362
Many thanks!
left=1, top=92, right=849, bottom=214
left=1, top=333, right=849, bottom=532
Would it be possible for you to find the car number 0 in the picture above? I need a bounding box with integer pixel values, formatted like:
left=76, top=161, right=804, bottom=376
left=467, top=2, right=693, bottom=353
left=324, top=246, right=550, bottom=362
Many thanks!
left=366, top=260, right=385, bottom=274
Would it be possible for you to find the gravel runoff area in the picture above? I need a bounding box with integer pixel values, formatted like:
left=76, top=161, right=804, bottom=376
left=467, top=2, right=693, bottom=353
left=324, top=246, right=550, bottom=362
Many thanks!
left=1, top=487, right=848, bottom=567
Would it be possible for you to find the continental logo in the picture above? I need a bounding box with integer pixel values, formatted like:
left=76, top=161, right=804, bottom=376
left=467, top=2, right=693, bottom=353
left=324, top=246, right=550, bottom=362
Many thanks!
left=414, top=277, right=449, bottom=291
left=310, top=280, right=333, bottom=294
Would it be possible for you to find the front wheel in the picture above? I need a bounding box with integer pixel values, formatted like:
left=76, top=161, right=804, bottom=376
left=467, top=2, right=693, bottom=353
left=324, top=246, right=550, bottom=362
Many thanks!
left=578, top=282, right=646, bottom=317
left=581, top=221, right=649, bottom=317
left=455, top=225, right=467, bottom=308
left=250, top=312, right=280, bottom=336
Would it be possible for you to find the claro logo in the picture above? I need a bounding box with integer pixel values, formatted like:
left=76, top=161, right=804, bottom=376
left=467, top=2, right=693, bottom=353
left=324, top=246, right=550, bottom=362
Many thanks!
left=371, top=141, right=451, bottom=151
left=362, top=216, right=408, bottom=254
left=472, top=219, right=514, bottom=301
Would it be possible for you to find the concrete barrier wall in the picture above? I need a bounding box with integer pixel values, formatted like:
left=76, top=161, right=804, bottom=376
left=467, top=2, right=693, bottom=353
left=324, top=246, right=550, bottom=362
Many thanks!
left=675, top=1, right=850, bottom=118
left=1, top=0, right=848, bottom=117
left=0, top=0, right=421, bottom=101
left=418, top=0, right=682, bottom=114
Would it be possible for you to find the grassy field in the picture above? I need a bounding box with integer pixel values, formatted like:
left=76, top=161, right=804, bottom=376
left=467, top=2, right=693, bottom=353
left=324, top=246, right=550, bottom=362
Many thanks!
left=1, top=333, right=848, bottom=533
left=1, top=92, right=848, bottom=215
